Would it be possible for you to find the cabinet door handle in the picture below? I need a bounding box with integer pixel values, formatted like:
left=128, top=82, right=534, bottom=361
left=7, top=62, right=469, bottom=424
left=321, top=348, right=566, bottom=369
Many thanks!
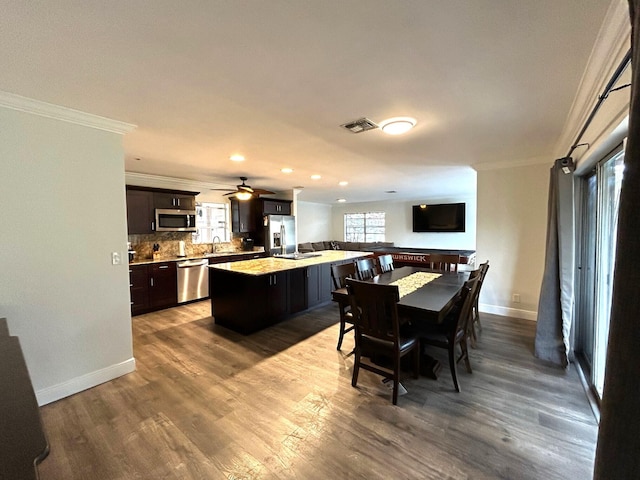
left=129, top=283, right=133, bottom=287
left=151, top=221, right=155, bottom=231
left=159, top=265, right=169, bottom=269
left=273, top=274, right=277, bottom=286
left=150, top=278, right=154, bottom=287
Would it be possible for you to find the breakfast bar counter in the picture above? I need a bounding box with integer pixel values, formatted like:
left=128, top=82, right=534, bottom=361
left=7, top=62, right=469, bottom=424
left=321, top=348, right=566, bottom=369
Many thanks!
left=209, top=250, right=370, bottom=334
left=209, top=250, right=369, bottom=275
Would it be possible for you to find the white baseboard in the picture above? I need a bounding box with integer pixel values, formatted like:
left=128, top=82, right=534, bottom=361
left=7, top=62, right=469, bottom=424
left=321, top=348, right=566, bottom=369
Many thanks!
left=479, top=303, right=537, bottom=321
left=36, top=357, right=136, bottom=406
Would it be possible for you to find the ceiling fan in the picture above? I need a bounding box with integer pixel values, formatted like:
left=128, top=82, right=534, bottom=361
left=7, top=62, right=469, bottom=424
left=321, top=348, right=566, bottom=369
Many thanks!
left=212, top=176, right=275, bottom=200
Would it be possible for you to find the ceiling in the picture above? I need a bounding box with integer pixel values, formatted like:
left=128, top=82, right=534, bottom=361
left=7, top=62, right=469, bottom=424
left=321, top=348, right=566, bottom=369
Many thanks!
left=0, top=1, right=612, bottom=204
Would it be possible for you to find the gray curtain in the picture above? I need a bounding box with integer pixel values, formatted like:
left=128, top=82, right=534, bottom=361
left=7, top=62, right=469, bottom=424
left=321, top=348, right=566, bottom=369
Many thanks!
left=534, top=158, right=575, bottom=367
left=594, top=2, right=640, bottom=477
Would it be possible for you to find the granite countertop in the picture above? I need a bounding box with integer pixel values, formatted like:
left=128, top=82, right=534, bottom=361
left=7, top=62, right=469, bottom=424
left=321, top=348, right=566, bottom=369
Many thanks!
left=209, top=250, right=371, bottom=275
left=129, top=248, right=264, bottom=266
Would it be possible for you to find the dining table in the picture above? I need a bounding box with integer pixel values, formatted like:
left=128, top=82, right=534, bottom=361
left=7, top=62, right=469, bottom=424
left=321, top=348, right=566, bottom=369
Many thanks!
left=332, top=266, right=470, bottom=378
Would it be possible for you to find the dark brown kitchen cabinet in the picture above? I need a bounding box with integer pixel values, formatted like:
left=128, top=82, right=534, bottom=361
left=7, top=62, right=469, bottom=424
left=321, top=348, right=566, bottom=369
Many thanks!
left=149, top=262, right=177, bottom=309
left=260, top=199, right=291, bottom=215
left=126, top=189, right=155, bottom=234
left=153, top=192, right=196, bottom=210
left=129, top=262, right=177, bottom=315
left=126, top=186, right=198, bottom=234
left=129, top=265, right=150, bottom=315
left=230, top=198, right=256, bottom=233
left=210, top=269, right=289, bottom=334
left=306, top=263, right=333, bottom=308
left=289, top=268, right=307, bottom=313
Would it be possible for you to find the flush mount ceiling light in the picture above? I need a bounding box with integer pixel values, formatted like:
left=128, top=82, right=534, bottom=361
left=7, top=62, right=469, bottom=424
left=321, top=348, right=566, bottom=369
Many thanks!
left=379, top=117, right=416, bottom=135
left=339, top=181, right=349, bottom=186
left=229, top=154, right=245, bottom=162
left=281, top=167, right=293, bottom=174
left=311, top=174, right=322, bottom=180
left=337, top=198, right=346, bottom=203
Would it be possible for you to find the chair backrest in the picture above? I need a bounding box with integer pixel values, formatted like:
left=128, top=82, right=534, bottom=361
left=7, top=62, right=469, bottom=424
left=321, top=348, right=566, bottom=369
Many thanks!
left=478, top=261, right=490, bottom=285
left=346, top=278, right=401, bottom=344
left=331, top=262, right=356, bottom=290
left=429, top=253, right=460, bottom=272
left=377, top=254, right=395, bottom=273
left=447, top=276, right=480, bottom=339
left=456, top=275, right=480, bottom=337
left=355, top=257, right=378, bottom=280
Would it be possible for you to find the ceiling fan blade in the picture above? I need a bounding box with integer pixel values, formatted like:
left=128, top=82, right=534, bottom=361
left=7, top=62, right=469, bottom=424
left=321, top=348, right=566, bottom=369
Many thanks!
left=211, top=188, right=235, bottom=192
left=252, top=188, right=275, bottom=195
left=238, top=185, right=254, bottom=193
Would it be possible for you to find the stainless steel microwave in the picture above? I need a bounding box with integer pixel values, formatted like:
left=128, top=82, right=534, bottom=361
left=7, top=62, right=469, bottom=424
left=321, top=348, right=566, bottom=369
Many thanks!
left=155, top=209, right=197, bottom=232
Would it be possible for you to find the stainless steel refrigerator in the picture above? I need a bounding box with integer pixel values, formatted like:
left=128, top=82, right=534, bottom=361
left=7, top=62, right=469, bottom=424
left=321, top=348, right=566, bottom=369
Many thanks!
left=264, top=215, right=296, bottom=256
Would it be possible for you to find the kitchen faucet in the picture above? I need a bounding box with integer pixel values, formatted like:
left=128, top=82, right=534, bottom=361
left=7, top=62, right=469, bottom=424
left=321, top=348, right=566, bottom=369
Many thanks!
left=212, top=236, right=221, bottom=253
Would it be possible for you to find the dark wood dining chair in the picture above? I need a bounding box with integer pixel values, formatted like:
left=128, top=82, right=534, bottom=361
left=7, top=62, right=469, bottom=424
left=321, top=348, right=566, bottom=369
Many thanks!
left=346, top=278, right=420, bottom=405
left=330, top=262, right=357, bottom=350
left=469, top=261, right=490, bottom=347
left=418, top=275, right=480, bottom=392
left=428, top=253, right=460, bottom=272
left=377, top=254, right=394, bottom=273
left=355, top=257, right=378, bottom=280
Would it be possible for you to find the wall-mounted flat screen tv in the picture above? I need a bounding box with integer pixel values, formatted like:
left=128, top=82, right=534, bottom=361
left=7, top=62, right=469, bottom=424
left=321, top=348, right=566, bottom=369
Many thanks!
left=412, top=202, right=465, bottom=232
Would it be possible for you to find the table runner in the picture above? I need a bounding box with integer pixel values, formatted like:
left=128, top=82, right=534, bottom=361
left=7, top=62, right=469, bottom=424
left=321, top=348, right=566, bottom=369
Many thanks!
left=390, top=272, right=441, bottom=298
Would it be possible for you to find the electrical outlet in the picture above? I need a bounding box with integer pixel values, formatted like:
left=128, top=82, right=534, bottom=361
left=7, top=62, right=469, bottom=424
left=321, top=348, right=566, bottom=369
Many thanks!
left=512, top=293, right=521, bottom=303
left=112, top=252, right=121, bottom=265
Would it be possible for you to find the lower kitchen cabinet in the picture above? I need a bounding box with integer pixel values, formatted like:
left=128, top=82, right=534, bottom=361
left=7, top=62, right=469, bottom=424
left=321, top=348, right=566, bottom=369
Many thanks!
left=210, top=269, right=290, bottom=334
left=129, top=262, right=178, bottom=315
left=149, top=262, right=177, bottom=309
left=306, top=263, right=333, bottom=308
left=129, top=265, right=150, bottom=315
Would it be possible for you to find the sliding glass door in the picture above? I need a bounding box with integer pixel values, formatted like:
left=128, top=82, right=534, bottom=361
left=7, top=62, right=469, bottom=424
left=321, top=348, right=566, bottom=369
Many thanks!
left=576, top=145, right=624, bottom=400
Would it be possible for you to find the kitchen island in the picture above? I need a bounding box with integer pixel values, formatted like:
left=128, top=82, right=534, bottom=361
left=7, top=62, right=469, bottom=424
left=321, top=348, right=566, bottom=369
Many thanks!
left=209, top=250, right=370, bottom=334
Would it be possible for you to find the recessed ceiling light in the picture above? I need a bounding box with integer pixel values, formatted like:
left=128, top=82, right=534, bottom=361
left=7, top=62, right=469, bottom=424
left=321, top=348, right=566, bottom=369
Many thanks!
left=281, top=167, right=293, bottom=174
left=339, top=181, right=349, bottom=186
left=337, top=198, right=346, bottom=203
left=230, top=154, right=245, bottom=162
left=311, top=174, right=322, bottom=180
left=379, top=117, right=416, bottom=135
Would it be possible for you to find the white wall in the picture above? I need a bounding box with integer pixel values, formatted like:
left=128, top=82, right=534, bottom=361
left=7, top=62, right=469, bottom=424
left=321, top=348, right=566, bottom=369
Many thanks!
left=330, top=196, right=476, bottom=250
left=476, top=162, right=549, bottom=320
left=297, top=201, right=333, bottom=243
left=0, top=96, right=135, bottom=405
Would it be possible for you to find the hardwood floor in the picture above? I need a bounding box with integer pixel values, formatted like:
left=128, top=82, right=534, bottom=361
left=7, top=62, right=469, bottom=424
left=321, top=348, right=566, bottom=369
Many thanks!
left=38, top=301, right=598, bottom=479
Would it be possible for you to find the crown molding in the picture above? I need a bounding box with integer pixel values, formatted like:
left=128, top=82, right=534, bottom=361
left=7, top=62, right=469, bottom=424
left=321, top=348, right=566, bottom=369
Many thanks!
left=553, top=0, right=631, bottom=158
left=125, top=172, right=227, bottom=190
left=0, top=91, right=136, bottom=134
left=472, top=155, right=551, bottom=172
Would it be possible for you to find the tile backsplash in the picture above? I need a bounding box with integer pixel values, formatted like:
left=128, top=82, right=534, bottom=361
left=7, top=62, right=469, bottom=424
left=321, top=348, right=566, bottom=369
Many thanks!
left=128, top=232, right=240, bottom=261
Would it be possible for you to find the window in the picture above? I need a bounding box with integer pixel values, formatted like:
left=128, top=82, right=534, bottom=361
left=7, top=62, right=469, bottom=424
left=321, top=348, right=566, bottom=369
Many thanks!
left=192, top=203, right=230, bottom=244
left=344, top=212, right=385, bottom=242
left=575, top=145, right=624, bottom=401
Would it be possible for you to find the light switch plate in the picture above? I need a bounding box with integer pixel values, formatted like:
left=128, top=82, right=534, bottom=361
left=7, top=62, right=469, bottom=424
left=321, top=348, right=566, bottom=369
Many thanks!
left=112, top=252, right=121, bottom=265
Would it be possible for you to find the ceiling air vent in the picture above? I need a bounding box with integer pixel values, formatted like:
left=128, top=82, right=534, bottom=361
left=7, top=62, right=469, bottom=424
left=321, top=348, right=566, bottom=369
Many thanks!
left=340, top=117, right=379, bottom=133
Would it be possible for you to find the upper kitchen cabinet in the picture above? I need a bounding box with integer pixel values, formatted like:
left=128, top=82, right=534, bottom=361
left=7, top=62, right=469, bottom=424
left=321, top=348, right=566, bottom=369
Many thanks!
left=153, top=191, right=196, bottom=210
left=126, top=186, right=199, bottom=234
left=260, top=199, right=291, bottom=215
left=126, top=188, right=155, bottom=234
left=230, top=198, right=256, bottom=233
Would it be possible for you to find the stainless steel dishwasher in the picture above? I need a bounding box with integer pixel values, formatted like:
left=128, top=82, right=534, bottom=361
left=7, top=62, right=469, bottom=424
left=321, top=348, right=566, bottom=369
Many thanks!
left=177, top=259, right=209, bottom=304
